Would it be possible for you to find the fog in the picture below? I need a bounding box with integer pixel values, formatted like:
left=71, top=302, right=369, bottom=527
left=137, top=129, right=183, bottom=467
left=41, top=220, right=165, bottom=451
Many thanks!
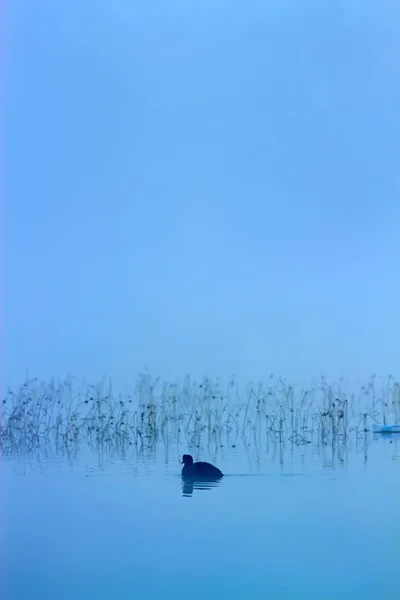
left=4, top=1, right=400, bottom=392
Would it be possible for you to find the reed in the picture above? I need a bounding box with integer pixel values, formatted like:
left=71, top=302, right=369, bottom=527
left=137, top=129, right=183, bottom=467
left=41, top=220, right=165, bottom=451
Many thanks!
left=1, top=372, right=398, bottom=455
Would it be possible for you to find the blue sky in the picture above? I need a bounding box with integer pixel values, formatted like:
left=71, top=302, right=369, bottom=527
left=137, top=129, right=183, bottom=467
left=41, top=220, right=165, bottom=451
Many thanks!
left=4, top=1, right=400, bottom=390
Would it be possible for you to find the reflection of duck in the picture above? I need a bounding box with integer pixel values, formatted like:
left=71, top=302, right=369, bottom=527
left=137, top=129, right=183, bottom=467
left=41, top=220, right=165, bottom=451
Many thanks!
left=181, top=454, right=224, bottom=479
left=182, top=478, right=221, bottom=497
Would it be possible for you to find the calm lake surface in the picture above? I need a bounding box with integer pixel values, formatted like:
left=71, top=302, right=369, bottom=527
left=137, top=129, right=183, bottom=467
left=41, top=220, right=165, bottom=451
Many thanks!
left=2, top=436, right=399, bottom=600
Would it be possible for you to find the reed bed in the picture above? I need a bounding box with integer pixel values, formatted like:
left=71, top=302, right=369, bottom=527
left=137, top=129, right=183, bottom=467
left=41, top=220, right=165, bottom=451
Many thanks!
left=1, top=372, right=399, bottom=456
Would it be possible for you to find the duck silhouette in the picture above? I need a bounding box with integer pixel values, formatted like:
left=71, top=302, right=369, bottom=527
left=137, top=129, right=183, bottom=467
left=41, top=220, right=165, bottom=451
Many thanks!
left=181, top=454, right=224, bottom=479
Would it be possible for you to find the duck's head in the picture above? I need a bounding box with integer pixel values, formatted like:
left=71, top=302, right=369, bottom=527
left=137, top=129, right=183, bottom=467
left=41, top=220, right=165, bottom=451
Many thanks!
left=182, top=454, right=193, bottom=465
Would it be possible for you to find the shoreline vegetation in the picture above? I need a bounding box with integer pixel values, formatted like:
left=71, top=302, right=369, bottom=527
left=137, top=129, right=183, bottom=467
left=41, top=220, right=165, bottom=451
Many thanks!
left=1, top=373, right=399, bottom=457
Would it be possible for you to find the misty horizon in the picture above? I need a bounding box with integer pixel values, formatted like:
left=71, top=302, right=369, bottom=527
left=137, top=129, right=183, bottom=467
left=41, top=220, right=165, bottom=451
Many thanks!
left=4, top=1, right=400, bottom=391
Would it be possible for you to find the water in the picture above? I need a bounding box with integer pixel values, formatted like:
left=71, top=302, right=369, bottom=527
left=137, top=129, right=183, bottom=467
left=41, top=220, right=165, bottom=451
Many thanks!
left=2, top=436, right=399, bottom=600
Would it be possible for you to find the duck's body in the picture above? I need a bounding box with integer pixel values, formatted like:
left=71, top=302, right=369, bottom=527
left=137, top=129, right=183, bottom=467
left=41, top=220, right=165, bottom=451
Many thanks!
left=181, top=454, right=224, bottom=479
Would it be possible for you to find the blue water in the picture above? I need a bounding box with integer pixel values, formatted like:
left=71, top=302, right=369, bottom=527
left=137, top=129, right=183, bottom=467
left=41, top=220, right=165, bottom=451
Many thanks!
left=2, top=436, right=399, bottom=600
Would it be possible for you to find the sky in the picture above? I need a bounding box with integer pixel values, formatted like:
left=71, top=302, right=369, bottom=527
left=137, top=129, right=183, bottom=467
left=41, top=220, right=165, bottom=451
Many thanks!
left=3, top=0, right=400, bottom=391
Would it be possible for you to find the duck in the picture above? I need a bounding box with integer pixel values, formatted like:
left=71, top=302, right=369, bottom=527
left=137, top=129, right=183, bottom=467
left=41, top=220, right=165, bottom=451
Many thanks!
left=181, top=454, right=224, bottom=479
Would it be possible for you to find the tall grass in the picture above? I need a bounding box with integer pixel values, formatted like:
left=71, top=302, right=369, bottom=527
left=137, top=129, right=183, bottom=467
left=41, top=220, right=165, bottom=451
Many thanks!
left=1, top=372, right=398, bottom=456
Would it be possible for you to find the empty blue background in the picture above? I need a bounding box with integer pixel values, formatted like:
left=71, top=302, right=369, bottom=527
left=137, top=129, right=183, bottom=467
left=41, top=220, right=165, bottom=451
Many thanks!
left=4, top=1, right=400, bottom=389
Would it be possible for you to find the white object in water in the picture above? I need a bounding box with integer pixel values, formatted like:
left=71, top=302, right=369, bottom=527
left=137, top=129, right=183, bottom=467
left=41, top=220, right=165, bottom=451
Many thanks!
left=372, top=424, right=400, bottom=434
